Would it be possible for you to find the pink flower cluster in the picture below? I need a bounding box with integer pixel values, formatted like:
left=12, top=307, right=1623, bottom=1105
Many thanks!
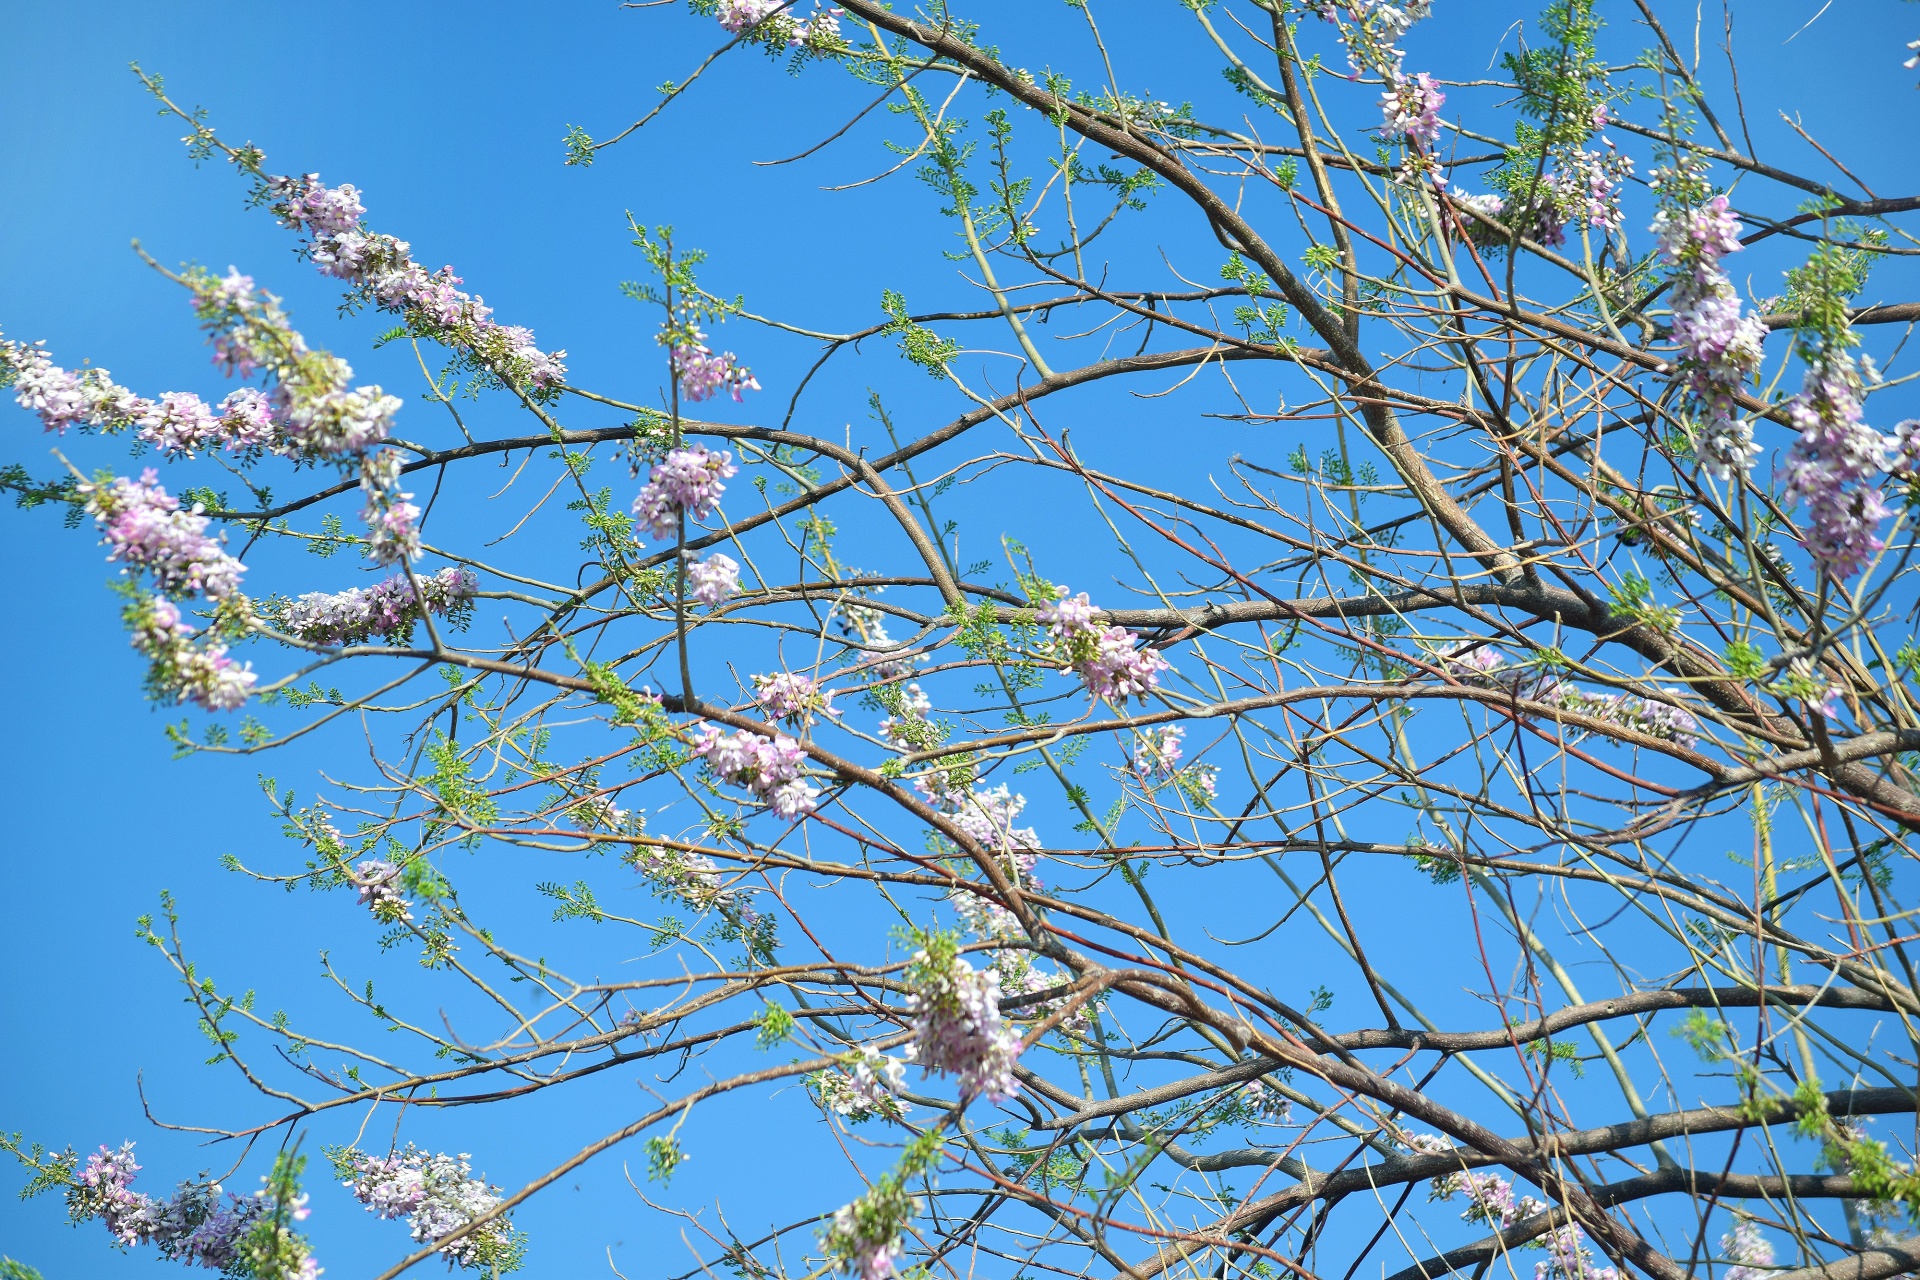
left=84, top=470, right=246, bottom=601
left=692, top=725, right=821, bottom=818
left=338, top=1145, right=514, bottom=1268
left=1, top=338, right=156, bottom=434
left=352, top=858, right=414, bottom=922
left=1134, top=725, right=1185, bottom=782
left=1036, top=588, right=1171, bottom=704
left=633, top=445, right=738, bottom=540
left=716, top=0, right=843, bottom=47
left=1534, top=1225, right=1620, bottom=1280
left=1781, top=344, right=1897, bottom=581
left=128, top=597, right=256, bottom=712
left=904, top=949, right=1023, bottom=1102
left=263, top=173, right=567, bottom=394
left=68, top=1142, right=313, bottom=1276
left=1380, top=72, right=1445, bottom=147
left=1653, top=192, right=1767, bottom=478
left=673, top=340, right=761, bottom=403
left=279, top=566, right=477, bottom=648
left=687, top=552, right=741, bottom=605
left=357, top=450, right=421, bottom=565
left=1405, top=1135, right=1548, bottom=1229
left=813, top=1050, right=910, bottom=1123
left=753, top=671, right=838, bottom=723
left=1720, top=1219, right=1774, bottom=1280
left=824, top=1202, right=905, bottom=1280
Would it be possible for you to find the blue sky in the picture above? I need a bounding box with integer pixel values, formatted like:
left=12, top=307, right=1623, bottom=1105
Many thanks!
left=4, top=2, right=1919, bottom=1278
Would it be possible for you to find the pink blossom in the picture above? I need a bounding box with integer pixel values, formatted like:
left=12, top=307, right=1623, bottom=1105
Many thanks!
left=904, top=949, right=1023, bottom=1101
left=127, top=596, right=256, bottom=712
left=1653, top=192, right=1766, bottom=478
left=1780, top=346, right=1892, bottom=580
left=692, top=725, right=820, bottom=818
left=633, top=445, right=738, bottom=539
left=280, top=566, right=477, bottom=647
left=352, top=859, right=414, bottom=921
left=137, top=391, right=222, bottom=455
left=1380, top=72, right=1445, bottom=147
left=687, top=552, right=741, bottom=605
left=1, top=339, right=154, bottom=433
left=753, top=671, right=838, bottom=723
left=673, top=340, right=761, bottom=403
left=83, top=470, right=246, bottom=600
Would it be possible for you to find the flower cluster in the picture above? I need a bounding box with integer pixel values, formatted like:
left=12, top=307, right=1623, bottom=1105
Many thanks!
left=357, top=450, right=421, bottom=565
left=84, top=470, right=246, bottom=601
left=352, top=859, right=414, bottom=922
left=1405, top=1138, right=1548, bottom=1230
left=822, top=1184, right=911, bottom=1280
left=631, top=843, right=735, bottom=912
left=276, top=566, right=478, bottom=647
left=127, top=596, right=257, bottom=712
left=715, top=0, right=843, bottom=49
left=1535, top=1225, right=1620, bottom=1280
left=68, top=1143, right=319, bottom=1278
left=880, top=684, right=935, bottom=750
left=262, top=173, right=566, bottom=395
left=633, top=445, right=738, bottom=540
left=1134, top=725, right=1185, bottom=781
left=1781, top=343, right=1895, bottom=580
left=1380, top=72, right=1445, bottom=147
left=839, top=596, right=916, bottom=680
left=184, top=266, right=403, bottom=460
left=692, top=725, right=821, bottom=819
left=334, top=1145, right=520, bottom=1272
left=686, top=552, right=741, bottom=605
left=673, top=338, right=761, bottom=403
left=812, top=1051, right=910, bottom=1123
left=1653, top=190, right=1767, bottom=478
left=753, top=671, right=838, bottom=724
left=0, top=338, right=154, bottom=433
left=569, top=793, right=634, bottom=834
left=1557, top=687, right=1701, bottom=750
left=903, top=942, right=1024, bottom=1102
left=1307, top=0, right=1432, bottom=77
left=1242, top=1079, right=1295, bottom=1126
left=1721, top=1218, right=1774, bottom=1280
left=1036, top=588, right=1170, bottom=704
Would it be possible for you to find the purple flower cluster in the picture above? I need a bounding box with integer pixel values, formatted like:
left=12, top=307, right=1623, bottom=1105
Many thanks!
left=813, top=1051, right=910, bottom=1123
left=687, top=552, right=741, bottom=605
left=84, top=470, right=246, bottom=601
left=69, top=1143, right=316, bottom=1277
left=753, top=671, right=838, bottom=724
left=262, top=174, right=567, bottom=395
left=352, top=859, right=414, bottom=922
left=716, top=0, right=843, bottom=48
left=1036, top=588, right=1171, bottom=704
left=1781, top=344, right=1895, bottom=580
left=337, top=1145, right=516, bottom=1269
left=1134, top=725, right=1185, bottom=782
left=278, top=566, right=477, bottom=648
left=823, top=1201, right=906, bottom=1280
left=1405, top=1137, right=1548, bottom=1230
left=357, top=450, right=421, bottom=565
left=1653, top=192, right=1767, bottom=478
left=673, top=340, right=761, bottom=403
left=1721, top=1219, right=1774, bottom=1280
left=1380, top=72, right=1445, bottom=147
left=1, top=338, right=155, bottom=434
left=1534, top=1225, right=1620, bottom=1280
left=903, top=948, right=1023, bottom=1102
left=128, top=596, right=256, bottom=712
left=632, top=843, right=734, bottom=911
left=692, top=725, right=821, bottom=818
left=633, top=445, right=738, bottom=540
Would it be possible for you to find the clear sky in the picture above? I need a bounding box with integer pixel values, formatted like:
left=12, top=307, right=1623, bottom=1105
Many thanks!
left=3, top=2, right=1917, bottom=1278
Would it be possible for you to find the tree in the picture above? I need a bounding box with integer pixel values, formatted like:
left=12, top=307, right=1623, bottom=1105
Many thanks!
left=5, top=3, right=1920, bottom=1280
